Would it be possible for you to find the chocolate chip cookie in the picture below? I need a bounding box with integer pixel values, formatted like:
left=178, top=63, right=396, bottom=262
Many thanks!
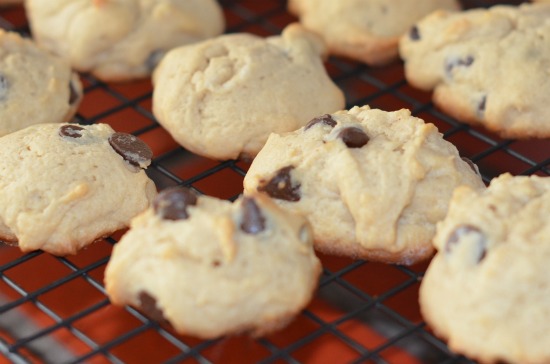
left=0, top=123, right=156, bottom=255
left=25, top=0, right=225, bottom=81
left=0, top=29, right=82, bottom=137
left=243, top=106, right=485, bottom=265
left=420, top=173, right=550, bottom=364
left=288, top=0, right=461, bottom=65
left=152, top=23, right=345, bottom=161
left=105, top=189, right=321, bottom=339
left=399, top=3, right=550, bottom=138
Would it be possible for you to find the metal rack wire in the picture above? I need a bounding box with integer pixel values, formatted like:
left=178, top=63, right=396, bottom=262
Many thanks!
left=0, top=0, right=541, bottom=363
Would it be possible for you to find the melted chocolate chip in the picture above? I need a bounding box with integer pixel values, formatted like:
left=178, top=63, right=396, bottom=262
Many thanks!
left=59, top=124, right=85, bottom=138
left=409, top=26, right=420, bottom=41
left=304, top=114, right=337, bottom=130
left=240, top=197, right=266, bottom=234
left=461, top=157, right=480, bottom=175
left=0, top=74, right=8, bottom=101
left=257, top=166, right=301, bottom=202
left=445, top=56, right=474, bottom=77
left=338, top=127, right=369, bottom=148
left=68, top=79, right=79, bottom=105
left=153, top=187, right=198, bottom=221
left=138, top=292, right=170, bottom=326
left=446, top=224, right=487, bottom=263
left=108, top=132, right=153, bottom=167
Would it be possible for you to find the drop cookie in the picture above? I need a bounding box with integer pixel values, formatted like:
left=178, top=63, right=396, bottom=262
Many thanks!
left=0, top=123, right=157, bottom=255
left=243, top=106, right=485, bottom=265
left=152, top=24, right=345, bottom=161
left=399, top=3, right=550, bottom=138
left=288, top=0, right=460, bottom=66
left=105, top=188, right=321, bottom=339
left=0, top=29, right=82, bottom=137
left=420, top=173, right=550, bottom=364
left=25, top=0, right=225, bottom=81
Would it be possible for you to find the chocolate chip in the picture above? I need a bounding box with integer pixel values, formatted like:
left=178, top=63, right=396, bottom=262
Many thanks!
left=212, top=260, right=221, bottom=267
left=461, top=157, right=480, bottom=175
left=138, top=292, right=169, bottom=326
left=305, top=114, right=337, bottom=130
left=338, top=127, right=369, bottom=148
left=445, top=56, right=474, bottom=77
left=478, top=95, right=487, bottom=115
left=240, top=197, right=266, bottom=234
left=153, top=187, right=198, bottom=221
left=146, top=50, right=164, bottom=71
left=59, top=124, right=85, bottom=138
left=257, top=166, right=301, bottom=202
left=108, top=132, right=153, bottom=167
left=446, top=224, right=487, bottom=263
left=0, top=74, right=8, bottom=101
left=409, top=25, right=420, bottom=41
left=68, top=79, right=79, bottom=105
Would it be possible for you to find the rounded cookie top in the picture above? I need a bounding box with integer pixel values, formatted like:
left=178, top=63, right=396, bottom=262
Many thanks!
left=105, top=189, right=321, bottom=339
left=243, top=105, right=485, bottom=265
left=0, top=123, right=157, bottom=255
left=0, top=29, right=82, bottom=137
left=288, top=0, right=461, bottom=66
left=420, top=173, right=550, bottom=364
left=25, top=0, right=225, bottom=81
left=152, top=24, right=345, bottom=161
left=399, top=3, right=550, bottom=138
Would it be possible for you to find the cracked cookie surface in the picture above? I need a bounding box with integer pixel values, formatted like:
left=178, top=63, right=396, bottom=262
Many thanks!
left=399, top=3, right=550, bottom=138
left=0, top=123, right=156, bottom=255
left=0, top=29, right=82, bottom=137
left=243, top=105, right=485, bottom=265
left=152, top=24, right=345, bottom=161
left=289, top=0, right=460, bottom=65
left=105, top=189, right=320, bottom=339
left=25, top=0, right=224, bottom=81
left=421, top=173, right=550, bottom=364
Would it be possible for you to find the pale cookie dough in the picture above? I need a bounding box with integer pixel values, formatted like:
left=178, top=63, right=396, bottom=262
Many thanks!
left=399, top=3, right=550, bottom=138
left=152, top=24, right=345, bottom=161
left=420, top=173, right=550, bottom=364
left=105, top=188, right=321, bottom=339
left=243, top=106, right=485, bottom=265
left=0, top=123, right=157, bottom=255
left=25, top=0, right=225, bottom=81
left=0, top=30, right=82, bottom=137
left=288, top=0, right=461, bottom=66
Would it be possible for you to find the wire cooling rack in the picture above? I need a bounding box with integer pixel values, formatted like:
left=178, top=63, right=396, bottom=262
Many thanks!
left=0, top=0, right=541, bottom=363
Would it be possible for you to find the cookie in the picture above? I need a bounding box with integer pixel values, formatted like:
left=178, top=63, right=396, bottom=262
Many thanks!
left=0, top=123, right=157, bottom=255
left=152, top=23, right=345, bottom=161
left=105, top=188, right=321, bottom=339
left=0, top=29, right=82, bottom=137
left=243, top=106, right=485, bottom=265
left=288, top=0, right=461, bottom=66
left=25, top=0, right=225, bottom=81
left=420, top=173, right=550, bottom=364
left=399, top=3, right=550, bottom=139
